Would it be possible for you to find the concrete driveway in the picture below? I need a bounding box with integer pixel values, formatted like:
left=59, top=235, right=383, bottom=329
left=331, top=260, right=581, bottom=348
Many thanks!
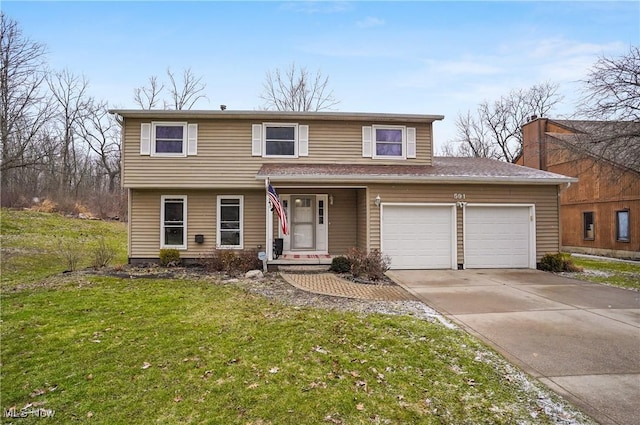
left=387, top=269, right=640, bottom=425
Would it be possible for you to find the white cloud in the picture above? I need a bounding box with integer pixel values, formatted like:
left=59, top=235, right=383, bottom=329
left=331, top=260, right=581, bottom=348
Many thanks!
left=356, top=16, right=385, bottom=28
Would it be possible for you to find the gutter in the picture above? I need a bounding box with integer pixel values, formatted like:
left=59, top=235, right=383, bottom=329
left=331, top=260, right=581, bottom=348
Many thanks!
left=256, top=174, right=578, bottom=185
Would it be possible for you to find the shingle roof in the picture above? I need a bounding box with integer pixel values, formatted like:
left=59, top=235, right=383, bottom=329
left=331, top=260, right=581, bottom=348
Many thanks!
left=545, top=120, right=640, bottom=172
left=257, top=157, right=575, bottom=184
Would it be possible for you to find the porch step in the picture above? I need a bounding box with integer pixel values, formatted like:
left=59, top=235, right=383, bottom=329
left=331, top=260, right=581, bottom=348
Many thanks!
left=276, top=265, right=331, bottom=273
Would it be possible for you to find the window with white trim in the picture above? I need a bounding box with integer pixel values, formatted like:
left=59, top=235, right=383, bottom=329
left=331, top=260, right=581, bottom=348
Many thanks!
left=152, top=122, right=187, bottom=156
left=217, top=196, right=243, bottom=248
left=161, top=196, right=187, bottom=249
left=140, top=122, right=197, bottom=157
left=252, top=123, right=308, bottom=158
left=362, top=125, right=416, bottom=159
left=374, top=125, right=405, bottom=158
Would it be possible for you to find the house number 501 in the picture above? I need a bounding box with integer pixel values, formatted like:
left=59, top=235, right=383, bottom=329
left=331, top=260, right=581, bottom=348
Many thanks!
left=453, top=193, right=466, bottom=200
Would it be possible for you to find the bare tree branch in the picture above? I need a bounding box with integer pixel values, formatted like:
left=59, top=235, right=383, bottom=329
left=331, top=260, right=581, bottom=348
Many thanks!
left=444, top=82, right=562, bottom=161
left=133, top=75, right=164, bottom=109
left=260, top=62, right=340, bottom=112
left=166, top=67, right=208, bottom=110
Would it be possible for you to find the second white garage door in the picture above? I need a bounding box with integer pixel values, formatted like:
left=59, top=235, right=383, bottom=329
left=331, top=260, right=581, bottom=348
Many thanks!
left=465, top=205, right=535, bottom=268
left=381, top=205, right=456, bottom=269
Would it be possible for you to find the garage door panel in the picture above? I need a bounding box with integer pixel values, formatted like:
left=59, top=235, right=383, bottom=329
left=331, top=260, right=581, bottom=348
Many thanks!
left=382, top=205, right=455, bottom=270
left=465, top=206, right=533, bottom=269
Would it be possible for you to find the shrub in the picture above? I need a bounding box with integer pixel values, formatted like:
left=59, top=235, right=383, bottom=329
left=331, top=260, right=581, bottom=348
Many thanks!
left=330, top=256, right=351, bottom=273
left=202, top=249, right=261, bottom=276
left=90, top=236, right=117, bottom=268
left=538, top=252, right=583, bottom=273
left=346, top=248, right=391, bottom=281
left=58, top=238, right=84, bottom=271
left=159, top=248, right=181, bottom=267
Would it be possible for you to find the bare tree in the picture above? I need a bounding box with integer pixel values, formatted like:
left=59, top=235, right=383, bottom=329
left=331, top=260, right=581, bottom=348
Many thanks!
left=133, top=68, right=207, bottom=110
left=47, top=69, right=93, bottom=197
left=166, top=68, right=207, bottom=110
left=0, top=13, right=53, bottom=204
left=133, top=75, right=164, bottom=109
left=574, top=46, right=640, bottom=173
left=79, top=99, right=121, bottom=192
left=443, top=82, right=562, bottom=162
left=260, top=63, right=340, bottom=112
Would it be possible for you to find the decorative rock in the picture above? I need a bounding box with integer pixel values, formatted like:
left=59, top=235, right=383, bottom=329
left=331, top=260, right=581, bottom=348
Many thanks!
left=245, top=270, right=263, bottom=279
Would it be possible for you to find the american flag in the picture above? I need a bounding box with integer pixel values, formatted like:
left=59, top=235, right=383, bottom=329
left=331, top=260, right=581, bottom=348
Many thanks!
left=267, top=184, right=288, bottom=235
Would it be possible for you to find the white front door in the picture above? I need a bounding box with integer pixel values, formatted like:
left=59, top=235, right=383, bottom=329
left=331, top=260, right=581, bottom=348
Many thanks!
left=291, top=195, right=315, bottom=250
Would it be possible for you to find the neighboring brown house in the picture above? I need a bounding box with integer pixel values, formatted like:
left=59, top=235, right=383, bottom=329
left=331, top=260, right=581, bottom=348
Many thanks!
left=519, top=118, right=640, bottom=259
left=110, top=109, right=575, bottom=269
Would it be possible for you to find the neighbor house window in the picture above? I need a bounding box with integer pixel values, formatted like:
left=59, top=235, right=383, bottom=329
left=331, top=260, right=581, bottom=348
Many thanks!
left=264, top=124, right=297, bottom=157
left=217, top=196, right=243, bottom=248
left=616, top=210, right=630, bottom=242
left=583, top=211, right=594, bottom=240
left=373, top=125, right=405, bottom=158
left=161, top=196, right=187, bottom=249
left=152, top=122, right=187, bottom=156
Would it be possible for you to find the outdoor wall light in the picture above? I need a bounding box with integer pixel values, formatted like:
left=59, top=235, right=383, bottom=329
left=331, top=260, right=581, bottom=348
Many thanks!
left=374, top=194, right=381, bottom=207
left=329, top=195, right=334, bottom=205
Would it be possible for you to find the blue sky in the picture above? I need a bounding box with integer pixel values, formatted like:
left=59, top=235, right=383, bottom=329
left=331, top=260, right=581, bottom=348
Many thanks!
left=4, top=1, right=639, bottom=151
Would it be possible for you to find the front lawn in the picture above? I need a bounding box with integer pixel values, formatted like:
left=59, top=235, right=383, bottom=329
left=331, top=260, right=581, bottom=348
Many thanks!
left=1, top=210, right=593, bottom=424
left=2, top=275, right=585, bottom=424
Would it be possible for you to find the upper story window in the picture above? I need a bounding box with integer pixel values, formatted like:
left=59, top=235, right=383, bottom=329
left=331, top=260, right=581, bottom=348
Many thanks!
left=374, top=126, right=405, bottom=158
left=252, top=123, right=309, bottom=158
left=140, top=122, right=198, bottom=157
left=154, top=122, right=187, bottom=156
left=265, top=124, right=296, bottom=156
left=362, top=125, right=416, bottom=159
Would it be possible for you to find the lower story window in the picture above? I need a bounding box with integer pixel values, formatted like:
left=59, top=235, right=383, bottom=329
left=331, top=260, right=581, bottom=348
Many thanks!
left=616, top=210, right=630, bottom=242
left=217, top=196, right=243, bottom=248
left=161, top=196, right=187, bottom=249
left=583, top=211, right=594, bottom=240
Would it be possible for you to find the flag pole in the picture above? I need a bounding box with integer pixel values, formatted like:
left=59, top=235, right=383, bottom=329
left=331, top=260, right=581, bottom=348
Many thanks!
left=265, top=177, right=273, bottom=262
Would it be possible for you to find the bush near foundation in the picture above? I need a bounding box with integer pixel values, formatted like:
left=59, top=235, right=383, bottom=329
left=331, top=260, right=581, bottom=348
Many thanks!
left=538, top=253, right=583, bottom=273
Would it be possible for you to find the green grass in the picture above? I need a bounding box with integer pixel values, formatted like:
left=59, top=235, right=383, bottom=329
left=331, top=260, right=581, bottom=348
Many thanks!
left=3, top=277, right=560, bottom=424
left=1, top=210, right=591, bottom=424
left=1, top=209, right=127, bottom=288
left=571, top=256, right=640, bottom=290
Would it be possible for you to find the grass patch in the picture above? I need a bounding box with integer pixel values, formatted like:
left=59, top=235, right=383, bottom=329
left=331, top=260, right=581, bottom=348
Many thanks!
left=0, top=209, right=127, bottom=288
left=2, top=276, right=561, bottom=424
left=1, top=210, right=591, bottom=423
left=570, top=256, right=640, bottom=290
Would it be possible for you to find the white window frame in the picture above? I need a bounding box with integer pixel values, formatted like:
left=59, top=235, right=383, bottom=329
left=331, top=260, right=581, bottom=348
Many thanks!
left=217, top=195, right=244, bottom=249
left=151, top=122, right=188, bottom=157
left=160, top=195, right=187, bottom=250
left=263, top=123, right=298, bottom=158
left=372, top=125, right=406, bottom=159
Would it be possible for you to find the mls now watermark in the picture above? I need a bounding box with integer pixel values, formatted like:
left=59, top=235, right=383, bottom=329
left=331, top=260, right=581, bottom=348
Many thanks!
left=4, top=407, right=55, bottom=418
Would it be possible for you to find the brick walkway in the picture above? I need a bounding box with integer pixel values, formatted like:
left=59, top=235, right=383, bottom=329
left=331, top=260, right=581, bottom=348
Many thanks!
left=280, top=273, right=415, bottom=301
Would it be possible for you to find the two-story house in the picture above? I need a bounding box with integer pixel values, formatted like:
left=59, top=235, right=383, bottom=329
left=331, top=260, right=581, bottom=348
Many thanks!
left=110, top=110, right=575, bottom=269
left=520, top=118, right=639, bottom=260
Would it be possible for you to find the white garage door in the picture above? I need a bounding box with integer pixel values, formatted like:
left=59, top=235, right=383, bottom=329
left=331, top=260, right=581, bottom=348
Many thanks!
left=381, top=205, right=455, bottom=269
left=465, top=206, right=534, bottom=268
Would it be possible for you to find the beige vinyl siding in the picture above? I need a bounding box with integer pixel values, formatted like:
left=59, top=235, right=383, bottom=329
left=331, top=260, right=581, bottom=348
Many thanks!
left=368, top=184, right=560, bottom=262
left=327, top=189, right=358, bottom=255
left=129, top=189, right=266, bottom=259
left=122, top=118, right=433, bottom=189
